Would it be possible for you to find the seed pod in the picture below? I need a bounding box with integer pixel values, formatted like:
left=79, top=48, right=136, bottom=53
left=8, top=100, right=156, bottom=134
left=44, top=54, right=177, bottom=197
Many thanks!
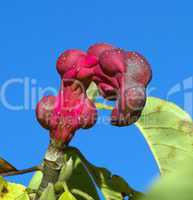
left=98, top=82, right=118, bottom=100
left=56, top=49, right=86, bottom=76
left=111, top=106, right=142, bottom=126
left=87, top=43, right=114, bottom=57
left=124, top=86, right=146, bottom=111
left=111, top=85, right=146, bottom=126
left=126, top=52, right=152, bottom=86
left=80, top=98, right=97, bottom=129
left=99, top=48, right=127, bottom=76
left=36, top=96, right=59, bottom=130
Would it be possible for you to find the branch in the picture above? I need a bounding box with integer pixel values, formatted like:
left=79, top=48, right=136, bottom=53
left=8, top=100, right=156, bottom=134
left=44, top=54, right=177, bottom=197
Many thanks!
left=1, top=166, right=42, bottom=177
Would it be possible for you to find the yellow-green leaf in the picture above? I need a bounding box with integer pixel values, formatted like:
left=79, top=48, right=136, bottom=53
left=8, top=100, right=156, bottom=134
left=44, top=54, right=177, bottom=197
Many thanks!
left=136, top=97, right=193, bottom=175
left=59, top=191, right=77, bottom=200
left=95, top=97, right=193, bottom=176
left=0, top=177, right=29, bottom=200
left=59, top=153, right=100, bottom=200
left=28, top=171, right=43, bottom=190
left=95, top=103, right=113, bottom=110
left=39, top=183, right=56, bottom=200
left=64, top=147, right=139, bottom=200
left=140, top=158, right=193, bottom=200
left=86, top=82, right=99, bottom=101
left=58, top=158, right=73, bottom=182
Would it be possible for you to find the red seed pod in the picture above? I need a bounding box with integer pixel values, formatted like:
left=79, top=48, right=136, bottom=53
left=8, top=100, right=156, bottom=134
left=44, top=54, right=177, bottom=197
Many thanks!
left=111, top=85, right=146, bottom=126
left=111, top=105, right=142, bottom=126
left=87, top=43, right=114, bottom=57
left=80, top=98, right=97, bottom=129
left=127, top=110, right=142, bottom=125
left=36, top=43, right=152, bottom=144
left=126, top=52, right=152, bottom=86
left=52, top=119, right=76, bottom=144
left=111, top=107, right=130, bottom=126
left=124, top=86, right=146, bottom=111
left=56, top=49, right=86, bottom=76
left=36, top=96, right=59, bottom=129
left=99, top=49, right=127, bottom=76
left=98, top=82, right=118, bottom=100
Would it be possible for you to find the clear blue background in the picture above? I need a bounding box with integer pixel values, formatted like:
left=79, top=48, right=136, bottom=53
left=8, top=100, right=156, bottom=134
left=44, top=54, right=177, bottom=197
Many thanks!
left=0, top=0, right=192, bottom=194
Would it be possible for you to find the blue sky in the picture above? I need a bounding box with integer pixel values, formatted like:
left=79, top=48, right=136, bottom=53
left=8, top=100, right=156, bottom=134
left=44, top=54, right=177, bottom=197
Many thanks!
left=0, top=0, right=192, bottom=193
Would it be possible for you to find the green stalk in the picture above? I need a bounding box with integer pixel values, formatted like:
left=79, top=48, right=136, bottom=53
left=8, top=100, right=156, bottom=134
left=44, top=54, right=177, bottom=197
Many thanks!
left=35, top=140, right=66, bottom=199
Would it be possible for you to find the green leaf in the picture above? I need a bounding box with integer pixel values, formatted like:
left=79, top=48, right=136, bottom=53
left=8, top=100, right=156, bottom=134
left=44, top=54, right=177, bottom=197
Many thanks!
left=28, top=171, right=43, bottom=190
left=39, top=183, right=56, bottom=200
left=0, top=177, right=29, bottom=200
left=136, top=97, right=193, bottom=175
left=59, top=153, right=100, bottom=200
left=95, top=97, right=193, bottom=176
left=95, top=103, right=113, bottom=110
left=86, top=167, right=123, bottom=200
left=86, top=82, right=99, bottom=101
left=0, top=176, right=8, bottom=192
left=59, top=191, right=77, bottom=200
left=64, top=147, right=139, bottom=200
left=140, top=158, right=193, bottom=200
left=71, top=188, right=95, bottom=200
left=58, top=158, right=73, bottom=182
left=15, top=193, right=30, bottom=200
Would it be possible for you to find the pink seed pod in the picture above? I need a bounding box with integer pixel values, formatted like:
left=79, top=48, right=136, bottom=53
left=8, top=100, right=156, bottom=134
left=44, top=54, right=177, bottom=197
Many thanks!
left=120, top=86, right=146, bottom=112
left=56, top=49, right=86, bottom=76
left=76, top=55, right=98, bottom=85
left=51, top=115, right=77, bottom=144
left=110, top=85, right=146, bottom=126
left=126, top=52, right=152, bottom=86
left=99, top=49, right=127, bottom=76
left=36, top=80, right=97, bottom=144
left=36, top=43, right=152, bottom=143
left=93, top=65, right=120, bottom=89
left=77, top=54, right=98, bottom=68
left=79, top=98, right=97, bottom=129
left=87, top=43, right=114, bottom=57
left=111, top=105, right=142, bottom=126
left=36, top=96, right=59, bottom=130
left=97, top=82, right=117, bottom=100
